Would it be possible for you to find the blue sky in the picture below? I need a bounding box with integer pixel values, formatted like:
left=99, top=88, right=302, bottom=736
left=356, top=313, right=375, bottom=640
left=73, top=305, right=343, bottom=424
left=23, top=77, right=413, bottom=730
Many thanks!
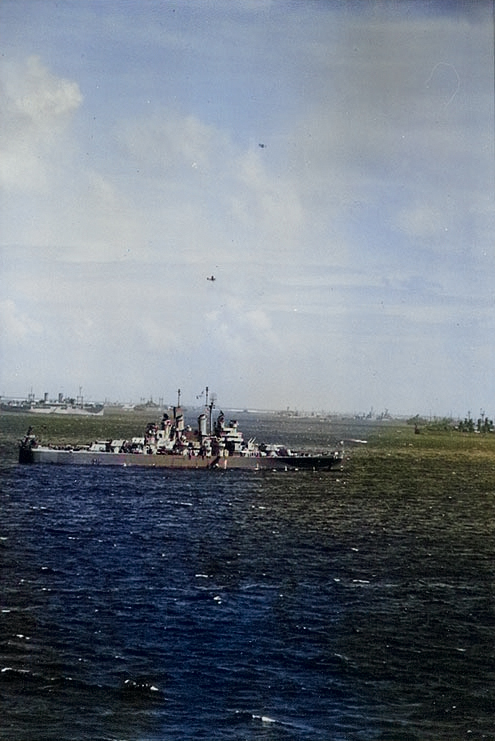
left=1, top=0, right=494, bottom=416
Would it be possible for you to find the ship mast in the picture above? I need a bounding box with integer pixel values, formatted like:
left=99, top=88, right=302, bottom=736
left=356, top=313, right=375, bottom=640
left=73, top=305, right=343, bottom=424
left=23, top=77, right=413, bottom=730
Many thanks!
left=205, top=386, right=215, bottom=435
left=205, top=386, right=210, bottom=434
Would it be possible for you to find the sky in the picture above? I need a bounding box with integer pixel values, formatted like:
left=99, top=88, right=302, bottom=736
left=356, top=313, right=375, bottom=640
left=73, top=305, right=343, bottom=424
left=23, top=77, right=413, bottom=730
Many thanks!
left=1, top=0, right=494, bottom=416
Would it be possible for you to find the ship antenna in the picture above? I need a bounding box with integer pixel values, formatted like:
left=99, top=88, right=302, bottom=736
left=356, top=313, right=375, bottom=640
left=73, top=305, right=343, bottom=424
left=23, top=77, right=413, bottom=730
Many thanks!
left=177, top=388, right=181, bottom=407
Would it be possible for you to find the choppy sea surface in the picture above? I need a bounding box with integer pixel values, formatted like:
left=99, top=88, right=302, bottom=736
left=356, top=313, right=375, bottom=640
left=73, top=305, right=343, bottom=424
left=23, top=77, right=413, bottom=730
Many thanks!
left=1, top=422, right=494, bottom=740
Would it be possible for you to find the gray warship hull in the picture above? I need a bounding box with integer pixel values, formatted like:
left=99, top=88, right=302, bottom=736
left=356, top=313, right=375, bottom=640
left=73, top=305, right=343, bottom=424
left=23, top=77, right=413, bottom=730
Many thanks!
left=19, top=445, right=342, bottom=471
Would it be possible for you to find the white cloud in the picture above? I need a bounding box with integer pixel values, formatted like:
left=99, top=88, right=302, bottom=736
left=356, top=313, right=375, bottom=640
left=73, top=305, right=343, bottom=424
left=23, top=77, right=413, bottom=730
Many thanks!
left=230, top=148, right=304, bottom=249
left=0, top=56, right=82, bottom=191
left=12, top=55, right=82, bottom=120
left=206, top=300, right=281, bottom=359
left=121, top=113, right=218, bottom=174
left=0, top=299, right=42, bottom=343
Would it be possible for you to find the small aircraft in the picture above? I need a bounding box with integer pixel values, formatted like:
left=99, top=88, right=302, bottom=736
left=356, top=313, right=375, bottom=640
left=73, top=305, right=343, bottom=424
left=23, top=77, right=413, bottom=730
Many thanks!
left=206, top=275, right=216, bottom=282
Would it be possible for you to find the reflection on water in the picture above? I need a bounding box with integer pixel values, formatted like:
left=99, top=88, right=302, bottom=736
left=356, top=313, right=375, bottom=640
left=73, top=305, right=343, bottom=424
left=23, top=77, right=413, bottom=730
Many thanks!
left=0, top=417, right=494, bottom=740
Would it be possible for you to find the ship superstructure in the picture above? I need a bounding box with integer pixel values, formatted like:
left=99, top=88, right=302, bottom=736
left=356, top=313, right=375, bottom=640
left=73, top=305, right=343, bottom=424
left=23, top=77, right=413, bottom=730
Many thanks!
left=19, top=388, right=343, bottom=471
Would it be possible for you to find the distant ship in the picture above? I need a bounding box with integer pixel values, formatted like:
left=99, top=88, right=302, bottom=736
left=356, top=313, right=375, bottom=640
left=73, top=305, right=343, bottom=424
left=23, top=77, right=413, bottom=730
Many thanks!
left=2, top=400, right=104, bottom=416
left=19, top=389, right=343, bottom=472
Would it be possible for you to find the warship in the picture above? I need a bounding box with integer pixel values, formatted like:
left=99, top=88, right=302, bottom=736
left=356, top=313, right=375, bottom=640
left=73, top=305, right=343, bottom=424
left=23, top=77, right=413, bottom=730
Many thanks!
left=19, top=389, right=343, bottom=472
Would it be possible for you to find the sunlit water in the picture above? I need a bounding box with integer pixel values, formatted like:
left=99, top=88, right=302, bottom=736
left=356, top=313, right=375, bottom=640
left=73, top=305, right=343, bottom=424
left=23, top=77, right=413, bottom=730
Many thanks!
left=1, top=432, right=494, bottom=740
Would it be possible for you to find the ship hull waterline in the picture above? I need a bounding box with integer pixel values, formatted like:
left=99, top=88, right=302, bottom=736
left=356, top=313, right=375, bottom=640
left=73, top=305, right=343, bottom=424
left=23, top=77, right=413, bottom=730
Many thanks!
left=19, top=447, right=342, bottom=472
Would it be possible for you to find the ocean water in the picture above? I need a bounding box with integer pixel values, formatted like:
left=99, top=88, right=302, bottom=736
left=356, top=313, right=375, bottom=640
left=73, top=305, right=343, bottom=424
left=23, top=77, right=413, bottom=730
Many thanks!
left=1, top=446, right=494, bottom=739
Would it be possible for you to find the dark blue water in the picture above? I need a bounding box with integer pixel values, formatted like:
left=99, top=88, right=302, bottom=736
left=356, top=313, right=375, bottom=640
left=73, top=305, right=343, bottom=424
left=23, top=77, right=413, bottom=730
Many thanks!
left=1, top=463, right=494, bottom=740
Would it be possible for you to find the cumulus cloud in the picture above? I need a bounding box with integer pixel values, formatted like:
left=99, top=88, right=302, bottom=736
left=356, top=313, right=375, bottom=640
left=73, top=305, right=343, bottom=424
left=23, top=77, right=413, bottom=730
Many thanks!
left=120, top=112, right=218, bottom=175
left=229, top=148, right=303, bottom=250
left=0, top=56, right=82, bottom=191
left=118, top=112, right=304, bottom=256
left=0, top=299, right=42, bottom=344
left=206, top=301, right=281, bottom=357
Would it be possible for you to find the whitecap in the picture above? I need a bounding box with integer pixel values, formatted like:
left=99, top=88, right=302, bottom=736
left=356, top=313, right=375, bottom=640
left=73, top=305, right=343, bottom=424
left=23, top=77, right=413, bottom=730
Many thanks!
left=252, top=714, right=276, bottom=724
